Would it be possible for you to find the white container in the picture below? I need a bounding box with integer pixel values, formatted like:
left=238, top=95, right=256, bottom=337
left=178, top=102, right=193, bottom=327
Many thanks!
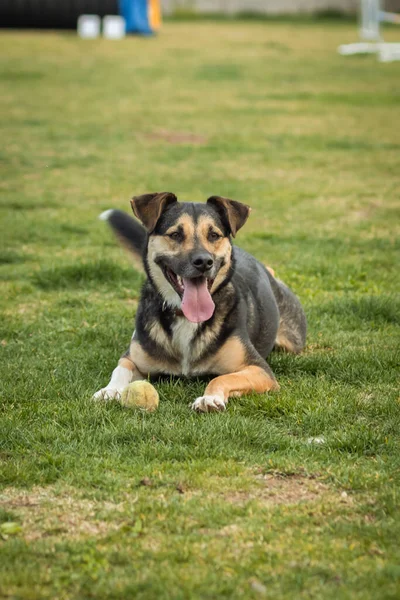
left=379, top=44, right=400, bottom=62
left=77, top=15, right=101, bottom=39
left=103, top=16, right=126, bottom=40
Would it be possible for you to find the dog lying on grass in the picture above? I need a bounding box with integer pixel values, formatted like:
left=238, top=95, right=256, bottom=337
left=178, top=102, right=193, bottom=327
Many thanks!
left=93, top=193, right=306, bottom=412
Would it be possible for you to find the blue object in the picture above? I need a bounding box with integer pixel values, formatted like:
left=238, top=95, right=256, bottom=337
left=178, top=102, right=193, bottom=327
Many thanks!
left=119, top=0, right=153, bottom=35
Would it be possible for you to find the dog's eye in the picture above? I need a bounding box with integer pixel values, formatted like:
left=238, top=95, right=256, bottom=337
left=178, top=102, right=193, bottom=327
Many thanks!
left=208, top=231, right=221, bottom=242
left=168, top=231, right=182, bottom=242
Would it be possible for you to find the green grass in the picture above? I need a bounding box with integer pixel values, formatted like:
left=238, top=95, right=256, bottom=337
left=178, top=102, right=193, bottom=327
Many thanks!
left=1, top=21, right=400, bottom=599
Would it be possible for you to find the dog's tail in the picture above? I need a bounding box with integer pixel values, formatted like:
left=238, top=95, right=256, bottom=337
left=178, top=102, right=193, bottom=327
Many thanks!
left=99, top=209, right=146, bottom=271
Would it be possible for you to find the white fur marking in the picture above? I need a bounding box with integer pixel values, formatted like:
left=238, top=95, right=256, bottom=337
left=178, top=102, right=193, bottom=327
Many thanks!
left=93, top=366, right=133, bottom=401
left=99, top=209, right=114, bottom=221
left=191, top=394, right=226, bottom=413
left=171, top=319, right=199, bottom=375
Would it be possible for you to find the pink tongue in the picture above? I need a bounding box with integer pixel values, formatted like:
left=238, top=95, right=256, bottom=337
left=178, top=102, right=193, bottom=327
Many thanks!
left=181, top=278, right=215, bottom=323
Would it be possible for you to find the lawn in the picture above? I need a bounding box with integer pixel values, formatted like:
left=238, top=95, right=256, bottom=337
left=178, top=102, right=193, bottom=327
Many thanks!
left=0, top=18, right=399, bottom=599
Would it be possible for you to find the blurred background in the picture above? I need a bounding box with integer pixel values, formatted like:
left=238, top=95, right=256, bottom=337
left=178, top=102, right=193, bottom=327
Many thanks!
left=1, top=1, right=400, bottom=29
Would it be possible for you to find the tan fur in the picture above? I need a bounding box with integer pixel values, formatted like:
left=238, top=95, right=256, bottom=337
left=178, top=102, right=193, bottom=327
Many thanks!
left=197, top=336, right=246, bottom=375
left=118, top=357, right=135, bottom=370
left=148, top=320, right=171, bottom=349
left=128, top=340, right=179, bottom=376
left=196, top=215, right=233, bottom=294
left=117, top=355, right=147, bottom=382
left=146, top=217, right=197, bottom=308
left=127, top=307, right=237, bottom=378
left=275, top=330, right=296, bottom=354
left=214, top=337, right=247, bottom=373
left=196, top=215, right=225, bottom=254
left=205, top=365, right=279, bottom=401
left=193, top=307, right=225, bottom=352
left=167, top=214, right=196, bottom=251
left=148, top=235, right=178, bottom=257
left=147, top=236, right=181, bottom=308
left=211, top=241, right=232, bottom=293
left=130, top=321, right=208, bottom=377
left=266, top=265, right=275, bottom=277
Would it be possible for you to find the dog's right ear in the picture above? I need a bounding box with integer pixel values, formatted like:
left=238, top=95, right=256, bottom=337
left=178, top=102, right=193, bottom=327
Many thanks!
left=130, top=192, right=177, bottom=233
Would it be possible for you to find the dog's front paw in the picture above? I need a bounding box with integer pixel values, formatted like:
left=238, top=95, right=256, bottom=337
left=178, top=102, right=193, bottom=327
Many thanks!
left=92, top=387, right=122, bottom=401
left=191, top=394, right=226, bottom=413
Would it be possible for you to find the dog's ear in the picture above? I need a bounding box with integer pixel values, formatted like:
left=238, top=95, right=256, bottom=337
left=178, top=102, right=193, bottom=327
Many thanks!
left=206, top=196, right=251, bottom=237
left=130, top=192, right=177, bottom=233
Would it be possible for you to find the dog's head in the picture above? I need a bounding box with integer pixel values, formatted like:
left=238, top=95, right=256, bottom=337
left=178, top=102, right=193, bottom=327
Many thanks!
left=131, top=192, right=250, bottom=323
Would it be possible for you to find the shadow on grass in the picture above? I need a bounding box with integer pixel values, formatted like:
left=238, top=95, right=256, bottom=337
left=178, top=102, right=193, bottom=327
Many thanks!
left=33, top=260, right=142, bottom=290
left=0, top=250, right=27, bottom=265
left=312, top=295, right=400, bottom=327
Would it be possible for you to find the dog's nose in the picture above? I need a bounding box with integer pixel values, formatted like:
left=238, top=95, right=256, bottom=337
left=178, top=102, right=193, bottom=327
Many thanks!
left=192, top=253, right=214, bottom=273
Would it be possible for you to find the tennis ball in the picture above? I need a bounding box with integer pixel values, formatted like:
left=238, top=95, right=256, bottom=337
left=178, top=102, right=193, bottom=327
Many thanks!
left=120, top=381, right=159, bottom=412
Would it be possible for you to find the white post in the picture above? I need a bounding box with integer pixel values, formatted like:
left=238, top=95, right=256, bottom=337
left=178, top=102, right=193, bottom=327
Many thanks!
left=338, top=0, right=400, bottom=60
left=360, top=0, right=382, bottom=41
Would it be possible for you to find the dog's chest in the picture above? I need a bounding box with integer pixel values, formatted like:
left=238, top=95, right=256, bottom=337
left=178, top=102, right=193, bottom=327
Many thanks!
left=170, top=319, right=200, bottom=376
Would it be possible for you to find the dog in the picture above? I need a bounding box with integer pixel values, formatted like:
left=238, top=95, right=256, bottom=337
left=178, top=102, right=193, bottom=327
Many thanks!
left=93, top=193, right=306, bottom=412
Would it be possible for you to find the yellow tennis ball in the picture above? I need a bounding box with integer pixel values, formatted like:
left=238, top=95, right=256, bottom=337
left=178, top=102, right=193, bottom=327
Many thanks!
left=120, top=381, right=159, bottom=412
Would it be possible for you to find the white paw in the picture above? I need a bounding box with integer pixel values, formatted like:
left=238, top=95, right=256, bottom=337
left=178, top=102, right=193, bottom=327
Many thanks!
left=92, top=387, right=122, bottom=401
left=191, top=394, right=226, bottom=413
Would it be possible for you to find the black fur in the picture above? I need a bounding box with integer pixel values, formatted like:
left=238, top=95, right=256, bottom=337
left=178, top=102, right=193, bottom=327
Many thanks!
left=102, top=202, right=306, bottom=382
left=104, top=209, right=147, bottom=260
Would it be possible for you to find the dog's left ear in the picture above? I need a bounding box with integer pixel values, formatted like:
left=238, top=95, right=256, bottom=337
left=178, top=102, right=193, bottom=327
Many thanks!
left=207, top=196, right=251, bottom=237
left=130, top=192, right=177, bottom=233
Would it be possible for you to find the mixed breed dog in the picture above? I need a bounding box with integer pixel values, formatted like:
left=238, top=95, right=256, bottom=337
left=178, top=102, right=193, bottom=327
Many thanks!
left=94, top=193, right=306, bottom=411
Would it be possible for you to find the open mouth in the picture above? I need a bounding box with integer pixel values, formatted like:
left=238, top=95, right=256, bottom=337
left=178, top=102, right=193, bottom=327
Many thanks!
left=162, top=267, right=216, bottom=323
left=163, top=267, right=214, bottom=298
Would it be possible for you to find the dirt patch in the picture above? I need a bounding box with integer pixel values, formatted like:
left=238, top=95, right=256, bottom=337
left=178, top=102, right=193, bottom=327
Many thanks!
left=144, top=130, right=207, bottom=145
left=0, top=474, right=331, bottom=542
left=0, top=487, right=124, bottom=542
left=222, top=473, right=328, bottom=506
left=345, top=200, right=384, bottom=223
left=3, top=300, right=49, bottom=321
